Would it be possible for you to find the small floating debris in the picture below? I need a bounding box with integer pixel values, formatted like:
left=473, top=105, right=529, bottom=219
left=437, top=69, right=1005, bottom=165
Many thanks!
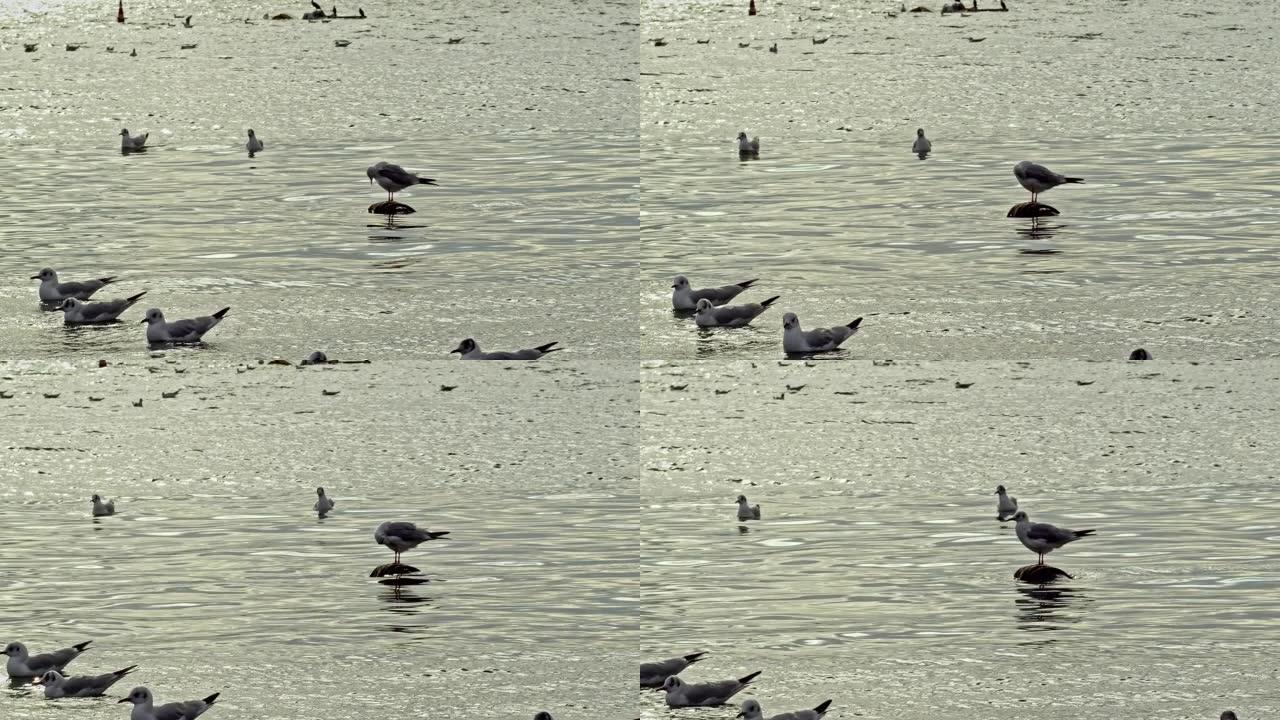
left=738, top=42, right=750, bottom=48
left=669, top=384, right=688, bottom=391
left=89, top=396, right=104, bottom=402
left=440, top=384, right=457, bottom=392
left=447, top=37, right=463, bottom=44
left=652, top=38, right=666, bottom=46
left=180, top=43, right=197, bottom=49
left=322, top=389, right=340, bottom=396
left=132, top=399, right=143, bottom=407
left=786, top=384, right=806, bottom=392
left=24, top=43, right=37, bottom=52
left=43, top=392, right=60, bottom=399
left=696, top=38, right=710, bottom=44
left=812, top=36, right=828, bottom=44
left=65, top=43, right=82, bottom=51
left=98, top=359, right=109, bottom=368
left=0, top=391, right=14, bottom=399
left=334, top=39, right=351, bottom=47
left=1075, top=380, right=1095, bottom=386
left=955, top=381, right=974, bottom=389
left=267, top=357, right=293, bottom=366
left=714, top=389, right=731, bottom=395
left=161, top=389, right=181, bottom=399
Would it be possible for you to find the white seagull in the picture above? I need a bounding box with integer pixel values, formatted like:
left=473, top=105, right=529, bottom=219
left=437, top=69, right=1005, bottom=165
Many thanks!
left=1013, top=160, right=1083, bottom=203
left=782, top=312, right=862, bottom=354
left=31, top=268, right=117, bottom=303
left=119, top=128, right=148, bottom=152
left=314, top=487, right=335, bottom=518
left=995, top=485, right=1018, bottom=520
left=374, top=521, right=450, bottom=564
left=1012, top=510, right=1095, bottom=565
left=736, top=494, right=761, bottom=521
left=246, top=129, right=264, bottom=154
left=35, top=665, right=136, bottom=698
left=60, top=292, right=147, bottom=325
left=663, top=671, right=762, bottom=708
left=738, top=698, right=833, bottom=720
left=367, top=161, right=438, bottom=202
left=912, top=128, right=931, bottom=156
left=737, top=132, right=760, bottom=158
left=671, top=275, right=758, bottom=311
left=2, top=641, right=91, bottom=679
left=118, top=686, right=219, bottom=720
left=141, top=307, right=229, bottom=345
left=449, top=338, right=561, bottom=360
left=695, top=296, right=779, bottom=327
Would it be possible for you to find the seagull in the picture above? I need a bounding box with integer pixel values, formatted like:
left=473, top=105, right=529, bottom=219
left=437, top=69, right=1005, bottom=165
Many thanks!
left=1129, top=348, right=1152, bottom=361
left=31, top=268, right=117, bottom=302
left=314, top=487, right=335, bottom=517
left=141, top=307, right=229, bottom=345
left=663, top=671, right=762, bottom=707
left=366, top=161, right=438, bottom=202
left=35, top=665, right=136, bottom=698
left=737, top=132, right=760, bottom=158
left=449, top=338, right=561, bottom=360
left=782, top=312, right=862, bottom=354
left=374, top=521, right=450, bottom=564
left=246, top=129, right=263, bottom=154
left=119, top=128, right=148, bottom=152
left=736, top=494, right=761, bottom=521
left=912, top=128, right=931, bottom=156
left=995, top=485, right=1017, bottom=520
left=1012, top=510, right=1095, bottom=565
left=92, top=494, right=116, bottom=517
left=641, top=652, right=707, bottom=688
left=694, top=296, right=779, bottom=327
left=182, top=15, right=192, bottom=27
left=1221, top=712, right=1239, bottom=720
left=671, top=275, right=758, bottom=311
left=1013, top=160, right=1083, bottom=203
left=738, top=698, right=833, bottom=720
left=118, top=687, right=219, bottom=720
left=533, top=714, right=554, bottom=720
left=301, top=351, right=329, bottom=365
left=59, top=292, right=147, bottom=325
left=2, top=641, right=91, bottom=679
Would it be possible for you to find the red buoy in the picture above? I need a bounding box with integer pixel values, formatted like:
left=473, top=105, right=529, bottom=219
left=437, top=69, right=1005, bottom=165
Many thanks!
left=749, top=0, right=757, bottom=14
left=117, top=0, right=124, bottom=22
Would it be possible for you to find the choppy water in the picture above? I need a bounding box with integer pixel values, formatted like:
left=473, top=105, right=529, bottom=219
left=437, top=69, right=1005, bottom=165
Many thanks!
left=1, top=0, right=1279, bottom=718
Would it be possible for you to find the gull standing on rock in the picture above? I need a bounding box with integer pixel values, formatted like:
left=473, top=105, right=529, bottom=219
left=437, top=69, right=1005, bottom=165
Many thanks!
left=1013, top=160, right=1083, bottom=203
left=314, top=487, right=335, bottom=518
left=118, top=687, right=219, bottom=720
left=641, top=652, right=707, bottom=688
left=663, top=671, right=762, bottom=707
left=736, top=494, right=761, bottom=520
left=1012, top=510, right=1095, bottom=565
left=367, top=161, right=437, bottom=202
left=737, top=132, right=760, bottom=158
left=141, top=307, right=229, bottom=345
left=671, top=275, right=758, bottom=311
left=375, top=521, right=450, bottom=564
left=35, top=665, right=136, bottom=698
left=995, top=485, right=1017, bottom=520
left=60, top=292, right=147, bottom=325
left=92, top=494, right=116, bottom=517
left=912, top=128, right=931, bottom=157
left=782, top=312, right=862, bottom=354
left=738, top=698, right=833, bottom=720
left=246, top=129, right=263, bottom=154
left=450, top=338, right=561, bottom=360
left=695, top=296, right=779, bottom=327
left=119, top=128, right=148, bottom=152
left=2, top=641, right=91, bottom=679
left=32, top=268, right=117, bottom=303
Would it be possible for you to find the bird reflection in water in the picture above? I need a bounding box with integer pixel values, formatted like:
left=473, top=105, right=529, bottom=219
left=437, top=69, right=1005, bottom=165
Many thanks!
left=379, top=580, right=432, bottom=608
left=1014, top=583, right=1088, bottom=642
left=1016, top=216, right=1064, bottom=241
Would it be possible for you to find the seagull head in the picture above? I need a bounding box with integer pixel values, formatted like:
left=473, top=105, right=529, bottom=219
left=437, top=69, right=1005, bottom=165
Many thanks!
left=247, top=129, right=256, bottom=137
left=119, top=128, right=130, bottom=137
left=737, top=698, right=762, bottom=719
left=31, top=267, right=55, bottom=281
left=736, top=494, right=749, bottom=504
left=662, top=675, right=685, bottom=691
left=995, top=485, right=1006, bottom=495
left=1, top=642, right=26, bottom=658
left=736, top=131, right=748, bottom=141
left=917, top=128, right=925, bottom=137
left=119, top=687, right=152, bottom=706
left=34, top=670, right=63, bottom=687
left=1011, top=510, right=1029, bottom=522
left=782, top=312, right=799, bottom=330
left=450, top=338, right=477, bottom=355
left=316, top=487, right=326, bottom=497
left=92, top=493, right=102, bottom=502
left=694, top=298, right=713, bottom=313
left=60, top=298, right=82, bottom=312
left=141, top=308, right=165, bottom=325
left=671, top=275, right=688, bottom=290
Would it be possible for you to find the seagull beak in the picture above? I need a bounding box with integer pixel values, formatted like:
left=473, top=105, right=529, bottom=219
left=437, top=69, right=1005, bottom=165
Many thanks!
left=735, top=713, right=745, bottom=719
left=449, top=347, right=463, bottom=354
left=139, top=318, right=148, bottom=323
left=117, top=698, right=131, bottom=704
left=29, top=274, right=39, bottom=279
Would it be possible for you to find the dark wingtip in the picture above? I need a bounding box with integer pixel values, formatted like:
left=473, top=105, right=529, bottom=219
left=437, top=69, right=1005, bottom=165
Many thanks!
left=1065, top=177, right=1084, bottom=183
left=421, top=178, right=439, bottom=185
left=738, top=670, right=762, bottom=684
left=126, top=291, right=147, bottom=303
left=429, top=530, right=451, bottom=539
left=72, top=641, right=92, bottom=652
left=847, top=317, right=863, bottom=330
left=536, top=341, right=561, bottom=353
left=1076, top=529, right=1096, bottom=537
left=117, top=664, right=139, bottom=676
left=759, top=295, right=781, bottom=308
left=212, top=307, right=231, bottom=319
left=736, top=278, right=758, bottom=289
left=100, top=276, right=118, bottom=284
left=813, top=699, right=833, bottom=713
left=203, top=692, right=220, bottom=705
left=684, top=651, right=707, bottom=663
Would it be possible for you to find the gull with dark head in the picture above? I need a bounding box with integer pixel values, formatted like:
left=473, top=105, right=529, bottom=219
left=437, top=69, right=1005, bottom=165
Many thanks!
left=671, top=275, right=758, bottom=311
left=141, top=307, right=229, bottom=345
left=1012, top=510, right=1095, bottom=565
left=736, top=494, right=761, bottom=521
left=912, top=128, right=931, bottom=157
left=994, top=484, right=1017, bottom=520
left=35, top=665, right=136, bottom=698
left=2, top=640, right=91, bottom=679
left=375, top=521, right=450, bottom=564
left=367, top=161, right=438, bottom=202
left=695, top=296, right=779, bottom=327
left=60, top=292, right=147, bottom=325
left=32, top=268, right=117, bottom=303
left=92, top=494, right=116, bottom=517
left=450, top=338, right=561, bottom=360
left=118, top=686, right=219, bottom=720
left=663, top=671, right=762, bottom=707
left=246, top=129, right=263, bottom=154
left=314, top=487, right=335, bottom=518
left=737, top=132, right=760, bottom=158
left=738, top=698, right=833, bottom=720
left=1014, top=160, right=1083, bottom=203
left=782, top=312, right=862, bottom=354
left=119, top=128, right=148, bottom=152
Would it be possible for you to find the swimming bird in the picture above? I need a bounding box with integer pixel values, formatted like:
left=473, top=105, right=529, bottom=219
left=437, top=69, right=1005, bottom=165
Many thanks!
left=367, top=161, right=438, bottom=202
left=119, top=128, right=148, bottom=152
left=672, top=275, right=759, bottom=311
left=640, top=652, right=707, bottom=688
left=694, top=296, right=779, bottom=327
left=534, top=713, right=553, bottom=720
left=141, top=307, right=229, bottom=345
left=1129, top=348, right=1151, bottom=360
left=782, top=312, right=862, bottom=354
left=1221, top=712, right=1238, bottom=720
left=736, top=494, right=761, bottom=521
left=2, top=641, right=91, bottom=679
left=118, top=687, right=219, bottom=720
left=314, top=487, right=335, bottom=517
left=301, top=351, right=329, bottom=365
left=1012, top=510, right=1095, bottom=565
left=995, top=485, right=1017, bottom=520
left=1013, top=160, right=1083, bottom=203
left=374, top=521, right=450, bottom=564
left=738, top=698, right=833, bottom=720
left=663, top=671, right=762, bottom=707
left=737, top=132, right=760, bottom=158
left=59, top=292, right=147, bottom=325
left=912, top=128, right=931, bottom=156
left=35, top=665, right=136, bottom=698
left=449, top=338, right=561, bottom=360
left=246, top=129, right=263, bottom=154
left=32, top=268, right=117, bottom=303
left=92, top=494, right=116, bottom=517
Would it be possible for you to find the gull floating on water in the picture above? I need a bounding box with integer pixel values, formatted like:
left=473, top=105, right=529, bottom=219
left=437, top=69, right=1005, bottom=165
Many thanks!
left=641, top=652, right=707, bottom=688
left=672, top=275, right=758, bottom=311
left=119, top=686, right=219, bottom=720
left=995, top=485, right=1018, bottom=520
left=738, top=698, right=833, bottom=720
left=533, top=713, right=553, bottom=720
left=695, top=296, right=778, bottom=327
left=737, top=132, right=760, bottom=158
left=119, top=128, right=148, bottom=152
left=1013, top=160, right=1083, bottom=203
left=60, top=292, right=147, bottom=325
left=246, top=129, right=263, bottom=154
left=663, top=671, right=762, bottom=707
left=782, top=312, right=862, bottom=354
left=1221, top=712, right=1238, bottom=720
left=142, top=307, right=229, bottom=345
left=314, top=487, right=335, bottom=517
left=32, top=268, right=117, bottom=303
left=92, top=494, right=116, bottom=517
left=450, top=338, right=561, bottom=360
left=736, top=494, right=761, bottom=521
left=912, top=128, right=931, bottom=157
left=1012, top=510, right=1095, bottom=565
left=375, top=521, right=450, bottom=564
left=3, top=641, right=91, bottom=679
left=35, top=665, right=136, bottom=698
left=367, top=161, right=438, bottom=202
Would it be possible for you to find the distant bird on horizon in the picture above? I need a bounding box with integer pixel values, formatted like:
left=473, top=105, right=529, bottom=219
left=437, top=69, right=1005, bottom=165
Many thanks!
left=366, top=161, right=438, bottom=203
left=182, top=15, right=192, bottom=27
left=1014, top=160, right=1083, bottom=203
